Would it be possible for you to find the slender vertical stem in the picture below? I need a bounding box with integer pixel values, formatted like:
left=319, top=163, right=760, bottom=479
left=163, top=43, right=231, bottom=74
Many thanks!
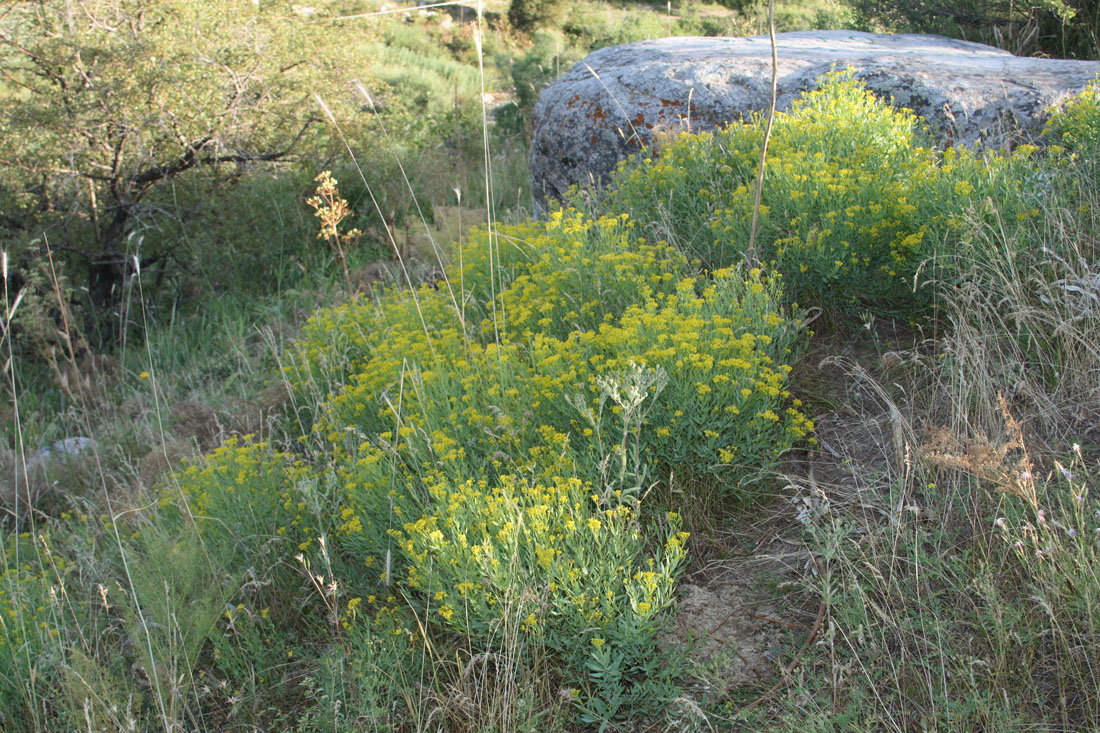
left=747, top=0, right=778, bottom=266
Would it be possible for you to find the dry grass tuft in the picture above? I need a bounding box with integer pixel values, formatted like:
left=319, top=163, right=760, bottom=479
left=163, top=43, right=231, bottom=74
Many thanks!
left=920, top=393, right=1037, bottom=509
left=137, top=440, right=193, bottom=491
left=169, top=401, right=221, bottom=451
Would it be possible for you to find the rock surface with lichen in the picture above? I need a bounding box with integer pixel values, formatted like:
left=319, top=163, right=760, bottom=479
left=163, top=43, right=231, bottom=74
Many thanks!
left=530, top=30, right=1100, bottom=209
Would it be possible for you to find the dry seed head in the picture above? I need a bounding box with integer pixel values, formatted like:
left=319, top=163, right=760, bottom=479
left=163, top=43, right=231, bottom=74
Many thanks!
left=97, top=583, right=111, bottom=611
left=353, top=80, right=373, bottom=108
left=313, top=93, right=336, bottom=126
left=919, top=392, right=1036, bottom=509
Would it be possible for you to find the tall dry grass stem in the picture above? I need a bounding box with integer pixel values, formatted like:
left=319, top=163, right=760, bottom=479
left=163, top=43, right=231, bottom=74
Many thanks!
left=353, top=81, right=468, bottom=347
left=472, top=7, right=508, bottom=391
left=747, top=0, right=777, bottom=265
left=312, top=93, right=438, bottom=361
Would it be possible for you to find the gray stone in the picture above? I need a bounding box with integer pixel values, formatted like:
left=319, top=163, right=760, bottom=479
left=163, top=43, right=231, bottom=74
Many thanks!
left=530, top=30, right=1100, bottom=208
left=2, top=437, right=98, bottom=513
left=29, top=437, right=97, bottom=467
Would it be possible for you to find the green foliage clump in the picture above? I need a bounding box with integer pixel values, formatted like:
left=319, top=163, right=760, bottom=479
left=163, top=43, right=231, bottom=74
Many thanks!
left=0, top=0, right=523, bottom=349
left=0, top=2, right=358, bottom=312
left=280, top=193, right=809, bottom=723
left=401, top=468, right=687, bottom=723
left=509, top=0, right=566, bottom=32
left=1045, top=81, right=1100, bottom=154
left=601, top=72, right=1039, bottom=318
left=527, top=266, right=809, bottom=486
left=291, top=209, right=808, bottom=493
left=174, top=438, right=319, bottom=567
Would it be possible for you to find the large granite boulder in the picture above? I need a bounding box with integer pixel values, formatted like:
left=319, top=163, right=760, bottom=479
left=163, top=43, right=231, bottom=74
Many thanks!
left=530, top=30, right=1100, bottom=208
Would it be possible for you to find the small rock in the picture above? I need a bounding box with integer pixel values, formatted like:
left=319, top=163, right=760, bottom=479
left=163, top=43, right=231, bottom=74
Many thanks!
left=1, top=437, right=98, bottom=513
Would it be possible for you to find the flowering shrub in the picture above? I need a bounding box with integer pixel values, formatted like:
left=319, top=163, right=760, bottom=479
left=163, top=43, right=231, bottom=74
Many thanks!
left=458, top=210, right=691, bottom=341
left=271, top=95, right=819, bottom=724
left=602, top=71, right=1039, bottom=317
left=531, top=267, right=810, bottom=486
left=330, top=427, right=691, bottom=724
left=279, top=196, right=809, bottom=724
left=171, top=437, right=323, bottom=583
left=287, top=209, right=689, bottom=414
left=399, top=465, right=688, bottom=723
left=1045, top=81, right=1100, bottom=155
left=286, top=280, right=467, bottom=436
left=292, top=216, right=809, bottom=492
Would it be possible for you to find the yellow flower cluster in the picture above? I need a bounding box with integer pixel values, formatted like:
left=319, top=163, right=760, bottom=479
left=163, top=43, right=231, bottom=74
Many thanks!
left=173, top=436, right=320, bottom=565
left=397, top=467, right=686, bottom=655
left=291, top=205, right=809, bottom=500
left=278, top=100, right=816, bottom=697
left=1045, top=81, right=1100, bottom=154
left=522, top=266, right=810, bottom=481
left=604, top=71, right=1040, bottom=317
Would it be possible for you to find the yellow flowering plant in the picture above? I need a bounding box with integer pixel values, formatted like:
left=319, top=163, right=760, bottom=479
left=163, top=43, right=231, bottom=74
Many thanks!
left=311, top=269, right=808, bottom=503
left=1045, top=81, right=1100, bottom=155
left=163, top=436, right=435, bottom=718
left=601, top=71, right=1040, bottom=318
left=458, top=209, right=692, bottom=341
left=169, top=437, right=326, bottom=598
left=544, top=266, right=810, bottom=489
left=397, top=460, right=688, bottom=723
left=280, top=110, right=817, bottom=726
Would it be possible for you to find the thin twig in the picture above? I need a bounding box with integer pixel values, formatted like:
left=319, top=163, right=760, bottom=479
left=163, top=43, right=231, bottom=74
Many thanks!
left=736, top=556, right=828, bottom=717
left=747, top=0, right=778, bottom=266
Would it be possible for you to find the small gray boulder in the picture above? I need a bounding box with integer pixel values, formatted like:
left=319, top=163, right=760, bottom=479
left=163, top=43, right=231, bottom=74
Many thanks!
left=2, top=437, right=98, bottom=513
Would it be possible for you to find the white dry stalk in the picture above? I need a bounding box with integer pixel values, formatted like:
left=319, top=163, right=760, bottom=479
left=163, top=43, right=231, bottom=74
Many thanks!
left=747, top=0, right=778, bottom=265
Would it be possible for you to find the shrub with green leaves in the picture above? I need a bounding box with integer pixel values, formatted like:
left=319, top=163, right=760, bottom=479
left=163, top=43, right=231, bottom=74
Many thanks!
left=285, top=192, right=809, bottom=724
left=171, top=433, right=319, bottom=559
left=600, top=71, right=1039, bottom=318
left=508, top=0, right=565, bottom=32
left=399, top=465, right=688, bottom=725
left=291, top=209, right=808, bottom=493
left=169, top=437, right=327, bottom=597
left=1045, top=80, right=1100, bottom=155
